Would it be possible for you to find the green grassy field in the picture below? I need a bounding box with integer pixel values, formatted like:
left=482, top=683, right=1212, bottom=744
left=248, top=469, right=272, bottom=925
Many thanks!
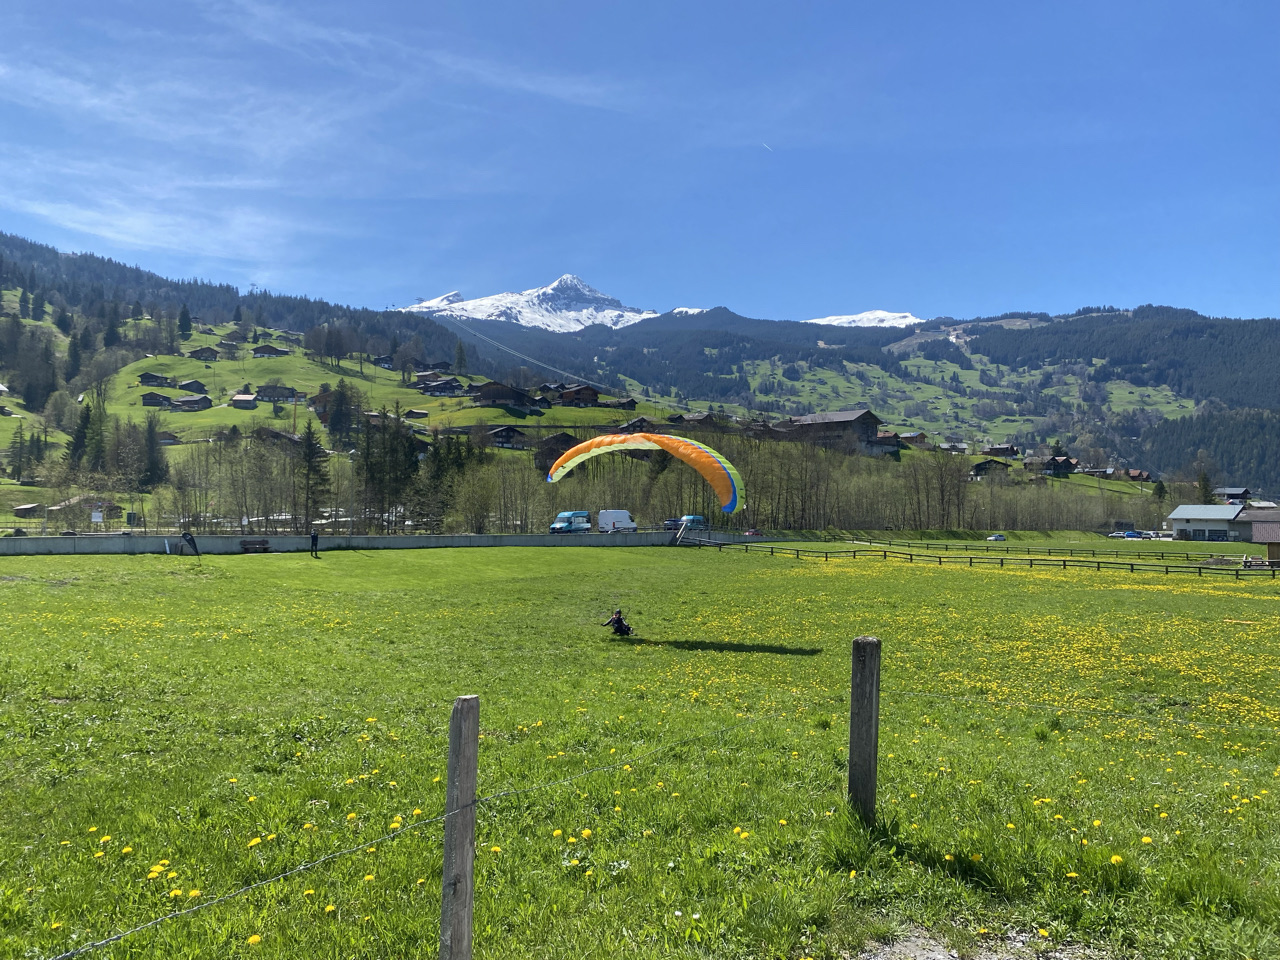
left=2, top=549, right=1277, bottom=959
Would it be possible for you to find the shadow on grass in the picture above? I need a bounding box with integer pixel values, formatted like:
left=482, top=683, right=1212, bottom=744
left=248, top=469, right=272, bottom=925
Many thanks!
left=612, top=635, right=823, bottom=656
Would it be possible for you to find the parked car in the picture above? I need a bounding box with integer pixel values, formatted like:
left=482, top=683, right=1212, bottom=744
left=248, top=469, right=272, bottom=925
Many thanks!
left=745, top=528, right=763, bottom=537
left=662, top=518, right=682, bottom=531
left=1123, top=530, right=1142, bottom=538
left=1107, top=531, right=1128, bottom=538
left=598, top=509, right=637, bottom=533
left=549, top=510, right=591, bottom=534
left=985, top=534, right=1006, bottom=541
left=678, top=515, right=709, bottom=530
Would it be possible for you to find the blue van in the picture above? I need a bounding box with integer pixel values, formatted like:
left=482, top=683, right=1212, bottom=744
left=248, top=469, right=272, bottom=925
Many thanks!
left=549, top=511, right=591, bottom=534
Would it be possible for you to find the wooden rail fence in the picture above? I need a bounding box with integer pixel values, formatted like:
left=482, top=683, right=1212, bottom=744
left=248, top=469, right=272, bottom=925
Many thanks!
left=683, top=539, right=1280, bottom=580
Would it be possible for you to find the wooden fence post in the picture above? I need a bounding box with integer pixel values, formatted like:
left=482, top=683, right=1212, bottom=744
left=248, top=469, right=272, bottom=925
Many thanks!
left=440, top=695, right=479, bottom=960
left=848, top=636, right=881, bottom=827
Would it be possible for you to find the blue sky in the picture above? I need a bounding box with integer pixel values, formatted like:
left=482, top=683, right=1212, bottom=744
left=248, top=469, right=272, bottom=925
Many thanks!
left=1, top=1, right=1276, bottom=320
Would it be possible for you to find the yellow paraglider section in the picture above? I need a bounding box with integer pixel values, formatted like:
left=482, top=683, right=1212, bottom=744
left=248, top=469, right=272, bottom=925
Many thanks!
left=547, top=433, right=745, bottom=513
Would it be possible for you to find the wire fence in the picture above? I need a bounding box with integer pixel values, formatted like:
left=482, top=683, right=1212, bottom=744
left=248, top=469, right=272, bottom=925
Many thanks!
left=684, top=538, right=1280, bottom=579
left=42, top=716, right=758, bottom=960
left=41, top=677, right=1277, bottom=960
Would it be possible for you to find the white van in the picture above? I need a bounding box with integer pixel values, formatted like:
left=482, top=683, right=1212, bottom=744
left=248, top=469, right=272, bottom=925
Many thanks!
left=598, top=509, right=638, bottom=534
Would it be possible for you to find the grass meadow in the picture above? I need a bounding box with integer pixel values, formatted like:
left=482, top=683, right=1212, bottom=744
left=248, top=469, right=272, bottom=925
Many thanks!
left=2, top=548, right=1278, bottom=959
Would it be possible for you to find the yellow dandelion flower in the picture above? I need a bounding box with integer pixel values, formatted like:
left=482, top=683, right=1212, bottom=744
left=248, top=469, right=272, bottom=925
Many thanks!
left=121, top=847, right=132, bottom=853
left=247, top=837, right=261, bottom=847
left=325, top=904, right=336, bottom=913
left=1110, top=855, right=1123, bottom=865
left=1066, top=872, right=1078, bottom=878
left=93, top=851, right=103, bottom=858
left=1141, top=836, right=1153, bottom=844
left=188, top=890, right=201, bottom=898
left=580, top=829, right=592, bottom=838
left=346, top=813, right=357, bottom=820
left=364, top=874, right=374, bottom=881
left=552, top=829, right=562, bottom=837
left=849, top=869, right=856, bottom=878
left=779, top=819, right=787, bottom=825
left=247, top=934, right=262, bottom=944
left=167, top=871, right=177, bottom=879
left=413, top=809, right=422, bottom=816
left=169, top=889, right=182, bottom=897
left=147, top=871, right=159, bottom=880
left=490, top=846, right=501, bottom=853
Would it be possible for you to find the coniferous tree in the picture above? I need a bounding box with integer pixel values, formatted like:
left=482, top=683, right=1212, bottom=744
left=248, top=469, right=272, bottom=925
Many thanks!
left=141, top=412, right=170, bottom=490
left=18, top=289, right=30, bottom=319
left=297, top=419, right=330, bottom=527
left=178, top=304, right=192, bottom=337
left=103, top=309, right=121, bottom=348
left=7, top=419, right=25, bottom=481
left=66, top=404, right=92, bottom=468
left=1196, top=471, right=1215, bottom=504
left=454, top=339, right=467, bottom=374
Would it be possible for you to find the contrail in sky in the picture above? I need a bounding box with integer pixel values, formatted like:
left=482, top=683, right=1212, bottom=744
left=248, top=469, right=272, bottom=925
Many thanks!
left=762, top=142, right=773, bottom=151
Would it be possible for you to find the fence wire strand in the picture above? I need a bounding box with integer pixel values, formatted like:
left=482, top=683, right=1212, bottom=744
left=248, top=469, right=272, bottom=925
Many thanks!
left=41, top=715, right=756, bottom=960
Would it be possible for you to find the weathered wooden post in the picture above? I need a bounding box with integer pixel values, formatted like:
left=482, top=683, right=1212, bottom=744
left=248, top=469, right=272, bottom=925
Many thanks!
left=440, top=695, right=479, bottom=960
left=848, top=636, right=881, bottom=827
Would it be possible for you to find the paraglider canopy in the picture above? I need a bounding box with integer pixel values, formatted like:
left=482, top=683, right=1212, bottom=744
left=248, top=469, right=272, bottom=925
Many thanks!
left=546, top=433, right=745, bottom=514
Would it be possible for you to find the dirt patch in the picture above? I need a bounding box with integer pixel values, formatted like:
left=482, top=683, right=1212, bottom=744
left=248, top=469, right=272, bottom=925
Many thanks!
left=854, top=931, right=1106, bottom=960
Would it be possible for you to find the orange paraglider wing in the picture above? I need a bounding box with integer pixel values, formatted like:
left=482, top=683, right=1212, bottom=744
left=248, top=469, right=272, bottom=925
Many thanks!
left=547, top=433, right=744, bottom=513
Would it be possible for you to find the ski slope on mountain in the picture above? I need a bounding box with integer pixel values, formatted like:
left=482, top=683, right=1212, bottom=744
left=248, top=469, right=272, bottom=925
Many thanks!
left=805, top=310, right=923, bottom=328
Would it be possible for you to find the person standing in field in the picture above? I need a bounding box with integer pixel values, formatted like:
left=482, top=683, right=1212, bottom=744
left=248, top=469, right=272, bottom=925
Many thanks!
left=310, top=527, right=319, bottom=558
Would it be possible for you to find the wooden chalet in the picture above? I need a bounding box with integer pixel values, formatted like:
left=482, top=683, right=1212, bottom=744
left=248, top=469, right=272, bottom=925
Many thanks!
left=231, top=394, right=258, bottom=410
left=473, top=381, right=546, bottom=411
left=534, top=432, right=580, bottom=473
left=188, top=346, right=219, bottom=362
left=558, top=384, right=600, bottom=406
left=178, top=379, right=207, bottom=394
left=252, top=344, right=290, bottom=359
left=141, top=391, right=172, bottom=407
left=255, top=384, right=300, bottom=403
left=772, top=408, right=883, bottom=452
left=139, top=372, right=174, bottom=388
left=487, top=425, right=530, bottom=449
left=970, top=458, right=1012, bottom=479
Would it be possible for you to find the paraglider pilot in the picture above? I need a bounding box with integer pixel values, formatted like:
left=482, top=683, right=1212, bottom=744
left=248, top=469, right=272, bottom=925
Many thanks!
left=603, top=609, right=632, bottom=637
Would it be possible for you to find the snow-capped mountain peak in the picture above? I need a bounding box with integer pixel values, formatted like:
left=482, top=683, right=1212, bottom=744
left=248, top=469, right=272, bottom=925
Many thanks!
left=805, top=310, right=923, bottom=328
left=401, top=275, right=658, bottom=332
left=413, top=291, right=464, bottom=309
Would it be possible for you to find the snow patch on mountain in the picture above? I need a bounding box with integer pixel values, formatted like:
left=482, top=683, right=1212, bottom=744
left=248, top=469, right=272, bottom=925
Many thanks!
left=805, top=310, right=924, bottom=328
left=401, top=275, right=658, bottom=333
left=412, top=291, right=465, bottom=309
left=672, top=307, right=709, bottom=316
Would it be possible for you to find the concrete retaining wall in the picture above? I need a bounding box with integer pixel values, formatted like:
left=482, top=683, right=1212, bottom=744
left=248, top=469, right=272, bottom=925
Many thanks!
left=0, top=531, right=676, bottom=556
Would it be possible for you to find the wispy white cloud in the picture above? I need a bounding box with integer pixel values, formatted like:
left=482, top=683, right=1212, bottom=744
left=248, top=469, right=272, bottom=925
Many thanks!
left=198, top=0, right=632, bottom=109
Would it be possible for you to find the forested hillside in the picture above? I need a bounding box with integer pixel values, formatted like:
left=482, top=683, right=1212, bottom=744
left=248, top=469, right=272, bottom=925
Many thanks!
left=970, top=305, right=1280, bottom=409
